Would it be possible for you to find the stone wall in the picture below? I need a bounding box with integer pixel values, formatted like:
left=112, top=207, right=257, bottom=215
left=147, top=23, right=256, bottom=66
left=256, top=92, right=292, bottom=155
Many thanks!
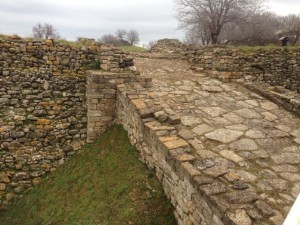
left=150, top=39, right=187, bottom=59
left=184, top=46, right=300, bottom=93
left=0, top=38, right=133, bottom=75
left=116, top=82, right=278, bottom=225
left=0, top=71, right=86, bottom=205
left=0, top=38, right=134, bottom=206
left=150, top=39, right=300, bottom=93
left=86, top=71, right=152, bottom=143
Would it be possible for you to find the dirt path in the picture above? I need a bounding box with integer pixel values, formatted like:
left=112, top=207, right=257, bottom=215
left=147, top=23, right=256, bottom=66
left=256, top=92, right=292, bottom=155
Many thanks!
left=134, top=55, right=200, bottom=81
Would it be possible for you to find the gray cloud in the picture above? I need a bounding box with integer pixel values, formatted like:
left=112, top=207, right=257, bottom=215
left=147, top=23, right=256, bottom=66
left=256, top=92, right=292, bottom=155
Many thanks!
left=0, top=0, right=299, bottom=45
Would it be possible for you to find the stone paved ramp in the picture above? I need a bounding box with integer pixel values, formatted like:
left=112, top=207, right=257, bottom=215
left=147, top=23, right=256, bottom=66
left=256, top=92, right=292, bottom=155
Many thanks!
left=135, top=56, right=300, bottom=224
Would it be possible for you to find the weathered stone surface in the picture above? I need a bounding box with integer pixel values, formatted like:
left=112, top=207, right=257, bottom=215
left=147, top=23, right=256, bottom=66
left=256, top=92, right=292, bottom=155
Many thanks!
left=163, top=139, right=189, bottom=150
left=181, top=162, right=201, bottom=177
left=181, top=116, right=202, bottom=127
left=168, top=114, right=181, bottom=125
left=201, top=107, right=227, bottom=117
left=291, top=129, right=300, bottom=137
left=178, top=129, right=194, bottom=140
left=255, top=200, right=275, bottom=217
left=235, top=108, right=262, bottom=119
left=226, top=209, right=252, bottom=225
left=219, top=150, right=244, bottom=164
left=225, top=190, right=258, bottom=204
left=271, top=153, right=300, bottom=164
left=203, top=166, right=228, bottom=178
left=202, top=85, right=223, bottom=93
left=0, top=183, right=6, bottom=191
left=200, top=182, right=227, bottom=196
left=192, top=124, right=214, bottom=136
left=205, top=129, right=243, bottom=143
left=131, top=99, right=146, bottom=109
left=176, top=154, right=195, bottom=162
left=260, top=101, right=279, bottom=110
left=245, top=129, right=266, bottom=139
left=154, top=111, right=168, bottom=122
left=229, top=139, right=259, bottom=151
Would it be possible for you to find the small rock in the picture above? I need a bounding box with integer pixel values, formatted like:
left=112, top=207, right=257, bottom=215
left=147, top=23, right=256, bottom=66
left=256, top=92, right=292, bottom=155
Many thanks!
left=0, top=183, right=6, bottom=191
left=178, top=129, right=194, bottom=140
left=6, top=193, right=14, bottom=202
left=168, top=114, right=181, bottom=125
left=154, top=111, right=168, bottom=122
left=32, top=177, right=41, bottom=186
left=226, top=209, right=252, bottom=225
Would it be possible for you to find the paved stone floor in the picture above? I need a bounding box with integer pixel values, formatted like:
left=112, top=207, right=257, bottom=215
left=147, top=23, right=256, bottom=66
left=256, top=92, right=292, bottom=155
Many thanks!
left=135, top=56, right=300, bottom=222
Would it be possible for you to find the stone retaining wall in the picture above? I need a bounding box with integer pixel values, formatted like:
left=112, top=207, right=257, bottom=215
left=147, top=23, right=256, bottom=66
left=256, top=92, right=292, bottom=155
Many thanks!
left=185, top=46, right=300, bottom=93
left=150, top=39, right=300, bottom=93
left=244, top=82, right=300, bottom=116
left=86, top=71, right=152, bottom=143
left=116, top=82, right=278, bottom=225
left=0, top=38, right=133, bottom=75
left=0, top=38, right=134, bottom=206
left=0, top=71, right=86, bottom=205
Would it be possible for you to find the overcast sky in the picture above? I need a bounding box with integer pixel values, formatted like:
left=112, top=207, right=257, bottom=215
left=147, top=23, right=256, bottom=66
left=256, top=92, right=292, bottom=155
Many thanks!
left=0, top=0, right=299, bottom=46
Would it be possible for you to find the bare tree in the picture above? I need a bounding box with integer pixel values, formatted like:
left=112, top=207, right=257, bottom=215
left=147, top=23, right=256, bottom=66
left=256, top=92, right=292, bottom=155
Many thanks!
left=99, top=34, right=121, bottom=46
left=115, top=29, right=127, bottom=41
left=220, top=12, right=281, bottom=45
left=148, top=40, right=158, bottom=49
left=32, top=23, right=44, bottom=39
left=174, top=0, right=264, bottom=44
left=127, top=30, right=140, bottom=45
left=185, top=22, right=211, bottom=45
left=32, top=23, right=61, bottom=39
left=279, top=14, right=300, bottom=45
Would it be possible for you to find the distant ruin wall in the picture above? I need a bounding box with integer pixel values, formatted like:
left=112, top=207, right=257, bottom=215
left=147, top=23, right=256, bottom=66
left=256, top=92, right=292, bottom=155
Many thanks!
left=150, top=39, right=300, bottom=93
left=0, top=38, right=133, bottom=75
left=185, top=46, right=300, bottom=93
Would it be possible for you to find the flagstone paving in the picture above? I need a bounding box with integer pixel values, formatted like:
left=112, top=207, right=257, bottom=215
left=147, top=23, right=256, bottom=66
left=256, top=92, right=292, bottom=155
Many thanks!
left=135, top=56, right=300, bottom=223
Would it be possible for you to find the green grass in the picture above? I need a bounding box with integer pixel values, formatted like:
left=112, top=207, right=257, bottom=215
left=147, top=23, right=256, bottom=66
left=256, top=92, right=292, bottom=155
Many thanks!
left=228, top=45, right=300, bottom=53
left=120, top=46, right=148, bottom=52
left=0, top=125, right=176, bottom=225
left=0, top=34, right=7, bottom=39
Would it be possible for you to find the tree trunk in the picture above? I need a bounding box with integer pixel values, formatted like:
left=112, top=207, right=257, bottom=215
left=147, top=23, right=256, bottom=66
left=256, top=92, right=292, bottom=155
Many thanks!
left=211, top=34, right=218, bottom=45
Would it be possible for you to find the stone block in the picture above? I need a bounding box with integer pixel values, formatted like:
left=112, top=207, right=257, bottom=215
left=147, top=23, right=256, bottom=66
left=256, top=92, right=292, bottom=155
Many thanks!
left=163, top=139, right=189, bottom=150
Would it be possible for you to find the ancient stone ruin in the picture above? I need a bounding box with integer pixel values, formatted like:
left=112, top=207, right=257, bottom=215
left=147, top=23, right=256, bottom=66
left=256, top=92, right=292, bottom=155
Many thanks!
left=1, top=37, right=300, bottom=225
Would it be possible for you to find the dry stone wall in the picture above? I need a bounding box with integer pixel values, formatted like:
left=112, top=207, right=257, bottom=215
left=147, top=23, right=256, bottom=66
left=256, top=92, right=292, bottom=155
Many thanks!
left=185, top=46, right=300, bottom=93
left=0, top=38, right=134, bottom=207
left=86, top=71, right=152, bottom=143
left=0, top=38, right=133, bottom=75
left=0, top=71, right=86, bottom=205
left=151, top=39, right=300, bottom=93
left=116, top=82, right=279, bottom=225
left=1, top=37, right=298, bottom=224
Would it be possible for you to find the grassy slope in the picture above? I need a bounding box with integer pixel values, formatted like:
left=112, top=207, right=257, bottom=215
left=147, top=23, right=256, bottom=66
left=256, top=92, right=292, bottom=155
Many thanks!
left=0, top=125, right=176, bottom=225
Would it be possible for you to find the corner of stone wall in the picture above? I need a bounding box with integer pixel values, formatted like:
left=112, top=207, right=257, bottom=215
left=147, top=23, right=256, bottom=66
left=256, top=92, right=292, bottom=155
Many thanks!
left=86, top=70, right=152, bottom=143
